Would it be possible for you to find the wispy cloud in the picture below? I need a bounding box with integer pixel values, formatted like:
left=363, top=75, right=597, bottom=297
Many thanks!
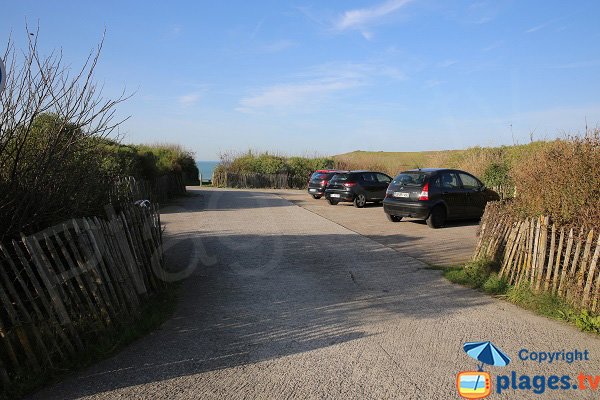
left=334, top=0, right=413, bottom=36
left=238, top=79, right=360, bottom=112
left=257, top=39, right=295, bottom=53
left=482, top=40, right=503, bottom=52
left=525, top=18, right=561, bottom=34
left=179, top=93, right=201, bottom=107
left=462, top=1, right=503, bottom=25
left=424, top=79, right=443, bottom=88
left=164, top=24, right=183, bottom=39
left=525, top=23, right=548, bottom=34
left=547, top=60, right=600, bottom=69
left=237, top=62, right=405, bottom=113
left=437, top=59, right=458, bottom=68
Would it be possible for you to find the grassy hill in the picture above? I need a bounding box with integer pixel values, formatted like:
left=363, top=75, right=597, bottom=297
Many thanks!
left=332, top=142, right=550, bottom=179
left=333, top=149, right=466, bottom=175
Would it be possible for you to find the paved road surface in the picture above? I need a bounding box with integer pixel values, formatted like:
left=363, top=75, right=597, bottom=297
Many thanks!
left=273, top=189, right=479, bottom=266
left=31, top=187, right=600, bottom=399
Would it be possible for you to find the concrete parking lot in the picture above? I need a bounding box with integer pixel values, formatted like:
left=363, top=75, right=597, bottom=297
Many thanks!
left=30, top=187, right=600, bottom=400
left=273, top=189, right=479, bottom=267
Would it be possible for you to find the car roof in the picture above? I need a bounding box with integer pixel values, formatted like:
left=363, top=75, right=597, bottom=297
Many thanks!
left=348, top=170, right=387, bottom=173
left=402, top=168, right=449, bottom=173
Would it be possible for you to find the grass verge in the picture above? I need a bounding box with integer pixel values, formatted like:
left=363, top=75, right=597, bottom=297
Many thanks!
left=4, top=284, right=180, bottom=400
left=443, top=259, right=600, bottom=335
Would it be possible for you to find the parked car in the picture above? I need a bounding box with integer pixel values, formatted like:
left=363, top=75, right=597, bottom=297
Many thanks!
left=382, top=168, right=500, bottom=228
left=324, top=170, right=392, bottom=207
left=307, top=170, right=347, bottom=199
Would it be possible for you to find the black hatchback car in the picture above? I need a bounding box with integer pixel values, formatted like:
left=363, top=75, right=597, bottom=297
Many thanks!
left=382, top=168, right=499, bottom=228
left=307, top=169, right=347, bottom=199
left=325, top=171, right=392, bottom=207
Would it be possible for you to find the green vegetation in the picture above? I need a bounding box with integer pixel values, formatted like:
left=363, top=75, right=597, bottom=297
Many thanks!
left=2, top=285, right=180, bottom=400
left=0, top=112, right=198, bottom=240
left=444, top=260, right=600, bottom=335
left=215, top=150, right=334, bottom=180
left=101, top=140, right=199, bottom=185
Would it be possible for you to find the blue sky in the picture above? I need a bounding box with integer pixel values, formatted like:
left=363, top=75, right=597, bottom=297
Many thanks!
left=2, top=1, right=600, bottom=160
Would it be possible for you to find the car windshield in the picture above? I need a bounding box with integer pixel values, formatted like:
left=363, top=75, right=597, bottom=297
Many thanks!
left=392, top=172, right=428, bottom=187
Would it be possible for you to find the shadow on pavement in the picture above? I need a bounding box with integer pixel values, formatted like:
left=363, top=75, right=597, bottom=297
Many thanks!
left=31, top=227, right=491, bottom=399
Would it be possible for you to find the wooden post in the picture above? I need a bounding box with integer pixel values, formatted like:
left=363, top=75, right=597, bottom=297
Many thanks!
left=552, top=227, right=565, bottom=294
left=565, top=228, right=584, bottom=302
left=582, top=233, right=600, bottom=309
left=558, top=228, right=574, bottom=296
left=534, top=216, right=549, bottom=292
left=544, top=224, right=557, bottom=291
left=530, top=217, right=541, bottom=287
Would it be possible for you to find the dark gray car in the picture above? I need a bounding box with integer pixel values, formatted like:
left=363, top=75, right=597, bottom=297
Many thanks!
left=382, top=168, right=500, bottom=228
left=325, top=171, right=392, bottom=208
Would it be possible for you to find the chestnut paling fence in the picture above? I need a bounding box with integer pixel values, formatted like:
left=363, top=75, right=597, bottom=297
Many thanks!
left=473, top=204, right=600, bottom=313
left=0, top=204, right=165, bottom=388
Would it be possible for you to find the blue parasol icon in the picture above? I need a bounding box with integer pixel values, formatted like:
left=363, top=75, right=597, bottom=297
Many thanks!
left=463, top=341, right=511, bottom=396
left=464, top=341, right=511, bottom=371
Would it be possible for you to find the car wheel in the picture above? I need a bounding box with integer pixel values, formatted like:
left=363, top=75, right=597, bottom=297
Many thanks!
left=386, top=214, right=402, bottom=222
left=312, top=194, right=322, bottom=199
left=426, top=206, right=446, bottom=229
left=353, top=193, right=367, bottom=208
left=327, top=198, right=339, bottom=205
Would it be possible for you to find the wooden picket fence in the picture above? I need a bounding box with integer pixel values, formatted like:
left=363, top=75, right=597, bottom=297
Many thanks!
left=0, top=204, right=165, bottom=388
left=212, top=171, right=307, bottom=189
left=474, top=204, right=600, bottom=313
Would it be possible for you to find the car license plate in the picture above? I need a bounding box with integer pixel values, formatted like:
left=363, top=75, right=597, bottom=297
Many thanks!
left=309, top=189, right=317, bottom=192
left=393, top=192, right=410, bottom=198
left=330, top=193, right=341, bottom=198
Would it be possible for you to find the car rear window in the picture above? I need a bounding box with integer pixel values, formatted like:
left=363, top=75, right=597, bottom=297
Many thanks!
left=310, top=172, right=333, bottom=180
left=391, top=172, right=428, bottom=186
left=330, top=173, right=350, bottom=182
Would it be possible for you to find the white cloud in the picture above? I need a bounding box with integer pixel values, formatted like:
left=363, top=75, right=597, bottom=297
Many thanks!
left=257, top=39, right=295, bottom=53
left=437, top=59, right=458, bottom=68
left=179, top=93, right=201, bottom=107
left=335, top=0, right=413, bottom=31
left=237, top=62, right=406, bottom=113
left=238, top=79, right=360, bottom=112
left=424, top=79, right=443, bottom=88
left=525, top=18, right=561, bottom=34
left=525, top=24, right=546, bottom=34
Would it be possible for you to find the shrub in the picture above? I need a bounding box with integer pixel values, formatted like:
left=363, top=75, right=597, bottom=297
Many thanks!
left=509, top=131, right=600, bottom=228
left=482, top=162, right=512, bottom=188
left=219, top=151, right=333, bottom=178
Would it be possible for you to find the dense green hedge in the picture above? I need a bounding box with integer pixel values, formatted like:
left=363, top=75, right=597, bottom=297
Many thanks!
left=216, top=151, right=334, bottom=183
left=0, top=113, right=198, bottom=240
left=100, top=140, right=199, bottom=185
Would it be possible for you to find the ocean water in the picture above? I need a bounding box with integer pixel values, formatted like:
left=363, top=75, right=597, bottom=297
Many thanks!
left=196, top=161, right=219, bottom=182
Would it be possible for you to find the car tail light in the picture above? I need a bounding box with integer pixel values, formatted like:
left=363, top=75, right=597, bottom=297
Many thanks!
left=385, top=189, right=393, bottom=198
left=343, top=182, right=357, bottom=187
left=418, top=182, right=429, bottom=201
left=321, top=180, right=328, bottom=186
